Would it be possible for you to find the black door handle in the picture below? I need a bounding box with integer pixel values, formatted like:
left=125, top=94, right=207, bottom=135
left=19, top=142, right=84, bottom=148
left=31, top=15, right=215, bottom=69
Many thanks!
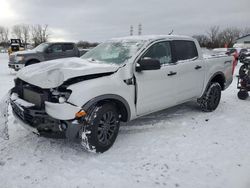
left=168, top=71, right=177, bottom=76
left=195, top=65, right=202, bottom=70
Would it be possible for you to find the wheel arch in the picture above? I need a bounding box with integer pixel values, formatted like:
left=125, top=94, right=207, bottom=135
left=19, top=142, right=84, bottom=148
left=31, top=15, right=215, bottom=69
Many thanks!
left=207, top=72, right=226, bottom=90
left=210, top=72, right=226, bottom=90
left=82, top=94, right=131, bottom=122
left=200, top=72, right=225, bottom=99
left=25, top=59, right=40, bottom=66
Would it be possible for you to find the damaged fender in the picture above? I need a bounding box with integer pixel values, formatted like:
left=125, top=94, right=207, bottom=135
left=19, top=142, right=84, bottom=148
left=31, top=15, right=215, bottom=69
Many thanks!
left=45, top=101, right=82, bottom=120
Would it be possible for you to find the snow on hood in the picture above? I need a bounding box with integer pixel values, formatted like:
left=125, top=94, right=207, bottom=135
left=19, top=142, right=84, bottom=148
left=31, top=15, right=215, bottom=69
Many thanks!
left=17, top=57, right=119, bottom=88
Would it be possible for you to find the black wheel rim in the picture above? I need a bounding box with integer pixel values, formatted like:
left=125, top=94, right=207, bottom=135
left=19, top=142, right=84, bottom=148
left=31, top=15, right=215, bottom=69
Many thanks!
left=97, top=111, right=117, bottom=145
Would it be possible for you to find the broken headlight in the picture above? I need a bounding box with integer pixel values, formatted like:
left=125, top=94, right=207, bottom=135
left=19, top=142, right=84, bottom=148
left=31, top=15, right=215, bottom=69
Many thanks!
left=50, top=88, right=72, bottom=104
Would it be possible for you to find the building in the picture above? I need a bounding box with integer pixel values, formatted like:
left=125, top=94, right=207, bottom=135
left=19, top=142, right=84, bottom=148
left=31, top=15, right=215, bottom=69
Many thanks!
left=233, top=34, right=250, bottom=48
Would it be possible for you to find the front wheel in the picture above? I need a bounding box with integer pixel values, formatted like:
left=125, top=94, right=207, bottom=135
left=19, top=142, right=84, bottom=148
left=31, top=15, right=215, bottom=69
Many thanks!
left=198, top=82, right=221, bottom=112
left=80, top=103, right=120, bottom=153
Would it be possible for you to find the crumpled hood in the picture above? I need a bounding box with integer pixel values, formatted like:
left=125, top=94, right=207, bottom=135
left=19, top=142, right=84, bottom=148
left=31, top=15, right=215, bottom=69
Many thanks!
left=17, top=57, right=119, bottom=88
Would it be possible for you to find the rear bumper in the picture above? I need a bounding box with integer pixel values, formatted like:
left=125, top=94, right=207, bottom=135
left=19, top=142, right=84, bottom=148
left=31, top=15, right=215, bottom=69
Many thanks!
left=10, top=93, right=82, bottom=140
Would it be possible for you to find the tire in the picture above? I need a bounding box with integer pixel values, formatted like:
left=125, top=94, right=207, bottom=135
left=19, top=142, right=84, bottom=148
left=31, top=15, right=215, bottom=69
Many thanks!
left=239, top=65, right=247, bottom=78
left=237, top=90, right=249, bottom=100
left=80, top=103, right=120, bottom=153
left=198, top=82, right=221, bottom=112
left=25, top=60, right=40, bottom=66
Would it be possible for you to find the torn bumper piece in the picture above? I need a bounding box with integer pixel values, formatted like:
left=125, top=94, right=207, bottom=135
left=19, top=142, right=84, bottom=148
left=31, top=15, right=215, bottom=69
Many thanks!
left=45, top=101, right=81, bottom=120
left=10, top=93, right=83, bottom=140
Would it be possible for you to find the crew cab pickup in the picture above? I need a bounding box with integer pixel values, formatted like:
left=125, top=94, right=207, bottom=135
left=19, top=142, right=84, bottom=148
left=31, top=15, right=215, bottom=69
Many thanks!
left=8, top=42, right=87, bottom=71
left=10, top=35, right=234, bottom=152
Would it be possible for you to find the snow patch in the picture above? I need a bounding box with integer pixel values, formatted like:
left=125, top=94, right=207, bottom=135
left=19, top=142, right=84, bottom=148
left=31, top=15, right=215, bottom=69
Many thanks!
left=0, top=90, right=11, bottom=140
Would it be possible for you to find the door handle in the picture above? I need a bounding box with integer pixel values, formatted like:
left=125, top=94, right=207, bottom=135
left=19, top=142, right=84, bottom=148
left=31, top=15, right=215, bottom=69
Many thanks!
left=167, top=71, right=177, bottom=76
left=195, top=65, right=202, bottom=70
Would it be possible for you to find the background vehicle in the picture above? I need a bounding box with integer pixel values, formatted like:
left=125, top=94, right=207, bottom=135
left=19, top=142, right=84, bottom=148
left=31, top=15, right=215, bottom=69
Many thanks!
left=239, top=49, right=250, bottom=62
left=7, top=39, right=25, bottom=56
left=8, top=42, right=88, bottom=71
left=237, top=56, right=250, bottom=100
left=10, top=35, right=234, bottom=153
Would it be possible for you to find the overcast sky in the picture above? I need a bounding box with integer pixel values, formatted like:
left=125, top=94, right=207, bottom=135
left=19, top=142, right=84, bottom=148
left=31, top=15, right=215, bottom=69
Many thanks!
left=0, top=0, right=249, bottom=42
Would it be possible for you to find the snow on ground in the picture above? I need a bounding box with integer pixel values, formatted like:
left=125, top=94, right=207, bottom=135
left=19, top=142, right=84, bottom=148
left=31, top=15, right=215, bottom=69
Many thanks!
left=0, top=53, right=250, bottom=188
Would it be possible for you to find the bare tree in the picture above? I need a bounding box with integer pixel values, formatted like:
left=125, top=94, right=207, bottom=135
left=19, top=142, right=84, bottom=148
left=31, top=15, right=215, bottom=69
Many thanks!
left=218, top=27, right=241, bottom=48
left=0, top=26, right=9, bottom=48
left=207, top=26, right=220, bottom=48
left=193, top=34, right=210, bottom=47
left=31, top=24, right=49, bottom=46
left=21, top=24, right=30, bottom=48
left=77, top=40, right=99, bottom=49
left=12, top=25, right=22, bottom=40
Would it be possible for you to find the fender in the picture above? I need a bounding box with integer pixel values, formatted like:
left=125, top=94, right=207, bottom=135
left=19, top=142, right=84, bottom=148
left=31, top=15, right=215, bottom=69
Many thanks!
left=25, top=58, right=40, bottom=65
left=201, top=71, right=226, bottom=97
left=82, top=94, right=131, bottom=122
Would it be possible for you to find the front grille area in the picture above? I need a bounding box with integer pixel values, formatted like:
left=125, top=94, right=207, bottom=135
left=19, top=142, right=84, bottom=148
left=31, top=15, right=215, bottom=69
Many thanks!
left=23, top=88, right=46, bottom=108
left=14, top=78, right=50, bottom=108
left=9, top=55, right=15, bottom=62
left=11, top=78, right=65, bottom=137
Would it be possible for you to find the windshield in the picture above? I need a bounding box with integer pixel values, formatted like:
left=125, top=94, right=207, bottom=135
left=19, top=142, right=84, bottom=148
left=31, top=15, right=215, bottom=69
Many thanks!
left=81, top=40, right=145, bottom=65
left=34, top=43, right=50, bottom=52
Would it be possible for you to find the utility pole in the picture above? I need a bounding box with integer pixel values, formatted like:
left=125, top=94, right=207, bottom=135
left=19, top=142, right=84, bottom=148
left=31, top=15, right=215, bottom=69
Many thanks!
left=138, top=23, right=142, bottom=35
left=130, top=25, right=133, bottom=36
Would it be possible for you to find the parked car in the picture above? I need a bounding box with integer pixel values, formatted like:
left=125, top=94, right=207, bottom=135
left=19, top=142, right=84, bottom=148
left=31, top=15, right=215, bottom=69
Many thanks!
left=10, top=35, right=233, bottom=153
left=239, top=49, right=250, bottom=62
left=8, top=42, right=87, bottom=71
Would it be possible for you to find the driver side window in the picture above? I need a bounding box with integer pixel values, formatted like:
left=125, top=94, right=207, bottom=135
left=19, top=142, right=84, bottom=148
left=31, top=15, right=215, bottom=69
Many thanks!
left=142, top=41, right=172, bottom=65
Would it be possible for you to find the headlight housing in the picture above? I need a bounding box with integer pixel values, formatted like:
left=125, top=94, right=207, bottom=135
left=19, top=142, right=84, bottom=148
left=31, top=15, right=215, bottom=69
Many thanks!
left=50, top=88, right=72, bottom=104
left=15, top=56, right=24, bottom=62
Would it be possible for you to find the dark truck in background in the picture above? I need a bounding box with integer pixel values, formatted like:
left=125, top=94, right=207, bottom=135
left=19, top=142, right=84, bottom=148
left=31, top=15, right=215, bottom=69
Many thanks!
left=8, top=42, right=88, bottom=71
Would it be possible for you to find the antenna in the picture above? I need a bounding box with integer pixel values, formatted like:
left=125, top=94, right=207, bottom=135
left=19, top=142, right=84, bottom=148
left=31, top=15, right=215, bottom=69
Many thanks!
left=130, top=25, right=134, bottom=36
left=168, top=30, right=174, bottom=35
left=138, top=23, right=142, bottom=35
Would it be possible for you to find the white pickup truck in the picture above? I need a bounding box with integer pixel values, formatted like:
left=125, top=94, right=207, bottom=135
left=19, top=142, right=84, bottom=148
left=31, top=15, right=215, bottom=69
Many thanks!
left=9, top=35, right=233, bottom=152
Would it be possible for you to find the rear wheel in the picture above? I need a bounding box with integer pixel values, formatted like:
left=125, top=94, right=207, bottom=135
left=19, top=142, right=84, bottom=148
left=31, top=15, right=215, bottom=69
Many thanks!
left=80, top=103, right=120, bottom=153
left=198, top=82, right=221, bottom=112
left=238, top=90, right=249, bottom=100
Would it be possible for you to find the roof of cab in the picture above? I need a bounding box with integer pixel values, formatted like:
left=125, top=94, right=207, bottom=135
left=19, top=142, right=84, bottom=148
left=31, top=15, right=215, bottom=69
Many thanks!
left=110, top=35, right=194, bottom=42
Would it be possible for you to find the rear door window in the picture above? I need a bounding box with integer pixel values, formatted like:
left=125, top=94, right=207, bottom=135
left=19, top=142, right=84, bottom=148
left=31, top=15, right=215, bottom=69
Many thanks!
left=49, top=44, right=63, bottom=53
left=173, top=40, right=198, bottom=61
left=63, top=44, right=74, bottom=51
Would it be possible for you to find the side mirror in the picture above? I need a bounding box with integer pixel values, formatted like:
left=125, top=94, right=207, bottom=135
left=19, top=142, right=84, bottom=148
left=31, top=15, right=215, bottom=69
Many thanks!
left=136, top=58, right=161, bottom=72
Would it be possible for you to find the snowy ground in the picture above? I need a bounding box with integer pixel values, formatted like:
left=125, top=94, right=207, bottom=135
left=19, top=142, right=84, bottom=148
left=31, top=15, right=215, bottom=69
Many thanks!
left=0, top=53, right=250, bottom=188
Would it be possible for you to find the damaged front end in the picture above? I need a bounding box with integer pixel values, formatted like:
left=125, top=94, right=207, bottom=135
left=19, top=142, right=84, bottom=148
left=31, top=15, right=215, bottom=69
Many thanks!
left=6, top=78, right=84, bottom=140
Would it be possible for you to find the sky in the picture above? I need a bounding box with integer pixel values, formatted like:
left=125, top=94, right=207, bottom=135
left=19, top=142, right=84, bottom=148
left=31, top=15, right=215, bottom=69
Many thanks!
left=0, top=0, right=249, bottom=42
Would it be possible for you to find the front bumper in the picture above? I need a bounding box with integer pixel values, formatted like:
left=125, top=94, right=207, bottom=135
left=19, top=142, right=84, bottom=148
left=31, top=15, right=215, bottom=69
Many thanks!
left=8, top=62, right=24, bottom=71
left=10, top=93, right=82, bottom=140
